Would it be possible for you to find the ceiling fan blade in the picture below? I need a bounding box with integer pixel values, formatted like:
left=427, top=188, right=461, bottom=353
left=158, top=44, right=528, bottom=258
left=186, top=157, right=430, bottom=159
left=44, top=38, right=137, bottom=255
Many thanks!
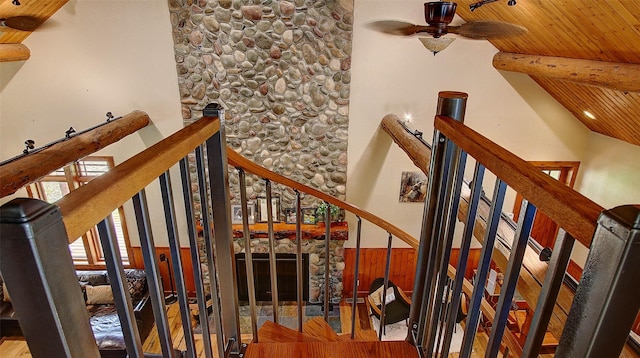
left=448, top=20, right=527, bottom=39
left=367, top=20, right=432, bottom=36
left=2, top=16, right=43, bottom=32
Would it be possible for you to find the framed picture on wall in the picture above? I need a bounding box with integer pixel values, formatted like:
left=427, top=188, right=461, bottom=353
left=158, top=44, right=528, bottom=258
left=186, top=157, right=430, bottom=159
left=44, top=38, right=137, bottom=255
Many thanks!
left=256, top=196, right=281, bottom=222
left=301, top=208, right=316, bottom=224
left=398, top=171, right=427, bottom=202
left=231, top=203, right=255, bottom=225
left=284, top=208, right=297, bottom=224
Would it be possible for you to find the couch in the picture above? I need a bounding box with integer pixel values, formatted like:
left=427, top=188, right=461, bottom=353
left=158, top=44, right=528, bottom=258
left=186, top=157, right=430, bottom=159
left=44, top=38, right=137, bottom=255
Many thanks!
left=0, top=269, right=154, bottom=358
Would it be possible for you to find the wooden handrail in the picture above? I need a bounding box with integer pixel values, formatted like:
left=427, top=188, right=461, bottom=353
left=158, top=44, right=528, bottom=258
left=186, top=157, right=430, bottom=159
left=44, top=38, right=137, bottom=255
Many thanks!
left=434, top=115, right=603, bottom=248
left=226, top=149, right=418, bottom=249
left=57, top=116, right=220, bottom=242
left=0, top=110, right=151, bottom=198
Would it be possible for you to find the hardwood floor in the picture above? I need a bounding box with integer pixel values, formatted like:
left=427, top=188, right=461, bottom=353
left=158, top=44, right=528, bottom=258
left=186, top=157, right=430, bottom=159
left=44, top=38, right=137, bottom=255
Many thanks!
left=0, top=299, right=628, bottom=357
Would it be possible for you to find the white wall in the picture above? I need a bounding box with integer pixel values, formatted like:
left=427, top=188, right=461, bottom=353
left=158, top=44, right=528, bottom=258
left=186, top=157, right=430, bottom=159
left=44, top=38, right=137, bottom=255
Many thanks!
left=570, top=132, right=640, bottom=265
left=0, top=1, right=185, bottom=246
left=346, top=0, right=591, bottom=248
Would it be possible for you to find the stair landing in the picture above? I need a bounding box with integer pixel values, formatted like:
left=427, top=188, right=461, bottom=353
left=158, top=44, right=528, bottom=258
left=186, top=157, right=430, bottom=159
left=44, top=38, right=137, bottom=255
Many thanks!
left=244, top=340, right=419, bottom=357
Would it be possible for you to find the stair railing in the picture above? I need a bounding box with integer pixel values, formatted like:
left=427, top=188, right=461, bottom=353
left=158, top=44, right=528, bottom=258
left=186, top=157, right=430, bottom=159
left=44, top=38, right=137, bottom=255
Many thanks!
left=0, top=104, right=242, bottom=358
left=0, top=102, right=422, bottom=358
left=226, top=134, right=419, bottom=342
left=405, top=91, right=640, bottom=357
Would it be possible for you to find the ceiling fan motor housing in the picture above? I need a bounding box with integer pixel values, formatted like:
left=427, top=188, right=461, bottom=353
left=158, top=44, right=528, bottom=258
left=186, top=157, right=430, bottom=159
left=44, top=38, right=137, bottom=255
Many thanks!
left=425, top=1, right=457, bottom=25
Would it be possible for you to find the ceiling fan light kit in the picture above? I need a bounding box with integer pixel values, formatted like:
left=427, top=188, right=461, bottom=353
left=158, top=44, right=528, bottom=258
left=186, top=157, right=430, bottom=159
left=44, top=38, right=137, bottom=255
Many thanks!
left=419, top=37, right=456, bottom=55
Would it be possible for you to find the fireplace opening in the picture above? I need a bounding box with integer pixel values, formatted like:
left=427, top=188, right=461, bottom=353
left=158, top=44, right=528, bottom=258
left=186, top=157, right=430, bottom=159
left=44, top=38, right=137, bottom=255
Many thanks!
left=235, top=253, right=309, bottom=302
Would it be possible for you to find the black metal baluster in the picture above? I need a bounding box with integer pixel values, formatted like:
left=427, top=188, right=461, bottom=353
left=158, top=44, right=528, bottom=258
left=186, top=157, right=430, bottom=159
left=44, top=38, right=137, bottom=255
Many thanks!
left=179, top=157, right=214, bottom=358
left=295, top=190, right=304, bottom=332
left=195, top=145, right=226, bottom=357
left=350, top=216, right=363, bottom=339
left=97, top=215, right=145, bottom=358
left=132, top=189, right=175, bottom=358
left=521, top=230, right=575, bottom=357
left=459, top=179, right=507, bottom=358
left=265, top=179, right=280, bottom=324
left=486, top=200, right=537, bottom=357
left=323, top=201, right=332, bottom=322
left=160, top=170, right=196, bottom=358
left=441, top=162, right=486, bottom=355
left=238, top=168, right=259, bottom=340
left=378, top=233, right=394, bottom=340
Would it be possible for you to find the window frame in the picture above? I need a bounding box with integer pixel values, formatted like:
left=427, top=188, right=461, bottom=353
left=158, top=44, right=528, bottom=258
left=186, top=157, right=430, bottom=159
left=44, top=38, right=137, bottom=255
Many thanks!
left=26, top=156, right=135, bottom=269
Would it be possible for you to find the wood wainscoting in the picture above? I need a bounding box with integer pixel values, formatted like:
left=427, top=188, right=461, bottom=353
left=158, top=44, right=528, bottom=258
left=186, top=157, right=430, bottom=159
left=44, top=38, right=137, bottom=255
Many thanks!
left=342, top=248, right=489, bottom=299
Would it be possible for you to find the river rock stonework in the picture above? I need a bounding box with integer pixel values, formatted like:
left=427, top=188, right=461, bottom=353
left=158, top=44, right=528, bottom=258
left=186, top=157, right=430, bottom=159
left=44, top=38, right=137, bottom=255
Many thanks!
left=169, top=0, right=353, bottom=297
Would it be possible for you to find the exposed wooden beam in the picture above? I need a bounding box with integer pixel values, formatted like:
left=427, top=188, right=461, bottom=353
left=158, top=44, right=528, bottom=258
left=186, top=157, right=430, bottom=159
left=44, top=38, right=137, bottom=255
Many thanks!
left=0, top=111, right=150, bottom=198
left=493, top=52, right=640, bottom=93
left=0, top=43, right=30, bottom=62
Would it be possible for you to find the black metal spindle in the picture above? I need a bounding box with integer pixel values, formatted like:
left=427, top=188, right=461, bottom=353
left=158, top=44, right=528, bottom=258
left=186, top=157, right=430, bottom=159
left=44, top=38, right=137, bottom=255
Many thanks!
left=238, top=168, right=259, bottom=340
left=521, top=230, right=575, bottom=357
left=295, top=190, right=304, bottom=332
left=486, top=200, right=537, bottom=357
left=159, top=171, right=196, bottom=358
left=350, top=216, right=363, bottom=339
left=441, top=162, right=486, bottom=355
left=459, top=179, right=507, bottom=358
left=97, top=216, right=145, bottom=358
left=179, top=157, right=214, bottom=358
left=265, top=180, right=280, bottom=324
left=132, top=190, right=175, bottom=358
left=323, top=201, right=332, bottom=322
left=195, top=145, right=226, bottom=357
left=378, top=233, right=394, bottom=340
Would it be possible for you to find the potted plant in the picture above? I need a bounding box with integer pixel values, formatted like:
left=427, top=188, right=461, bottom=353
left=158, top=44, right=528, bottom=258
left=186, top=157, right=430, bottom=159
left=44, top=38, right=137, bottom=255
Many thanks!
left=315, top=202, right=340, bottom=224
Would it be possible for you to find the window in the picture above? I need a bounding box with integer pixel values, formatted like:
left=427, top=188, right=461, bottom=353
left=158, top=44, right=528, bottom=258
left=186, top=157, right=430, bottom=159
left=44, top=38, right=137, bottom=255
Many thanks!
left=26, top=157, right=133, bottom=268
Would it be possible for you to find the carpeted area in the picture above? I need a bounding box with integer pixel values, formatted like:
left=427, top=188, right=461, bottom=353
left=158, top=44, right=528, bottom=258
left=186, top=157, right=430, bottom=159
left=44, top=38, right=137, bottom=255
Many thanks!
left=371, top=316, right=464, bottom=353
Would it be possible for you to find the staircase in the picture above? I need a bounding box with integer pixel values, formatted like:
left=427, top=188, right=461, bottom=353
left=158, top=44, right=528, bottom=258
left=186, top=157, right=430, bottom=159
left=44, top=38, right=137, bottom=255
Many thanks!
left=245, top=318, right=419, bottom=357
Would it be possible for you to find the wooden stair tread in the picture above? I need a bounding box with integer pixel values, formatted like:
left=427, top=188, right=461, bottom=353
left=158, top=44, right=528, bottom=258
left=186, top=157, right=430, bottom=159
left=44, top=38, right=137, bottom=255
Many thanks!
left=256, top=320, right=324, bottom=343
left=245, top=340, right=419, bottom=357
left=338, top=329, right=380, bottom=342
left=302, top=317, right=340, bottom=342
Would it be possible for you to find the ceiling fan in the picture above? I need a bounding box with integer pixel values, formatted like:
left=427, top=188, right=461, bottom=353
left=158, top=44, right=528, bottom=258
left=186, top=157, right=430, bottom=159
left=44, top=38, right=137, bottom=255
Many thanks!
left=368, top=1, right=527, bottom=54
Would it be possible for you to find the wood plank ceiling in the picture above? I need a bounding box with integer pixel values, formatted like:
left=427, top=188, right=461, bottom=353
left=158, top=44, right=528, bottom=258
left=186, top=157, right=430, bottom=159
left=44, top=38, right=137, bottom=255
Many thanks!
left=453, top=0, right=640, bottom=146
left=1, top=0, right=639, bottom=146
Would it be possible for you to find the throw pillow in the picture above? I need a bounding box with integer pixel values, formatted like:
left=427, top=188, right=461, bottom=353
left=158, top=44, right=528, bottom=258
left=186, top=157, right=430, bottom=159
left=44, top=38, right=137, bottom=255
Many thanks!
left=86, top=285, right=114, bottom=305
left=369, top=285, right=384, bottom=306
left=384, top=286, right=396, bottom=304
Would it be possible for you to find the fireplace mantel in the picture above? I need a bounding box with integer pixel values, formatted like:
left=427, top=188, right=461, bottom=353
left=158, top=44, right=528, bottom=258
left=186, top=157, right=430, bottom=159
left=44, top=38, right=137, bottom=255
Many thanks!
left=231, top=222, right=348, bottom=241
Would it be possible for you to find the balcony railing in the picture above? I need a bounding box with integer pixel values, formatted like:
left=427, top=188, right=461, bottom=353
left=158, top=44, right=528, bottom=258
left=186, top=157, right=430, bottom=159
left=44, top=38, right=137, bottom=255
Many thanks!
left=0, top=93, right=638, bottom=358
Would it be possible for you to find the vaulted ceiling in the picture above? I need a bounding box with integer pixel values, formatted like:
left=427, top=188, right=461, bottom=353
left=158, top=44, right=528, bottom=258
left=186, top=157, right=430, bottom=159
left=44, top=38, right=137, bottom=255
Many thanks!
left=1, top=0, right=639, bottom=146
